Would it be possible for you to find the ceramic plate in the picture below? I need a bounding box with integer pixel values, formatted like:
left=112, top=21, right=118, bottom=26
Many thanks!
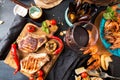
left=99, top=12, right=120, bottom=57
left=65, top=8, right=73, bottom=27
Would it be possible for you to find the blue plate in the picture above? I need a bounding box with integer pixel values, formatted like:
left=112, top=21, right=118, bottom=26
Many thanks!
left=65, top=8, right=73, bottom=27
left=100, top=17, right=120, bottom=57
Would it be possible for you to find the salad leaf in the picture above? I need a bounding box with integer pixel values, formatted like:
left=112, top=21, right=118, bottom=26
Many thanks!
left=106, top=6, right=114, bottom=13
left=41, top=21, right=50, bottom=34
left=103, top=6, right=117, bottom=20
left=45, top=28, right=50, bottom=34
left=41, top=26, right=46, bottom=31
left=42, top=21, right=48, bottom=27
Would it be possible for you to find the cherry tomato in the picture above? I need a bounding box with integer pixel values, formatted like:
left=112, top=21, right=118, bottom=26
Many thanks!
left=81, top=72, right=88, bottom=78
left=27, top=25, right=36, bottom=32
left=50, top=19, right=57, bottom=25
left=36, top=76, right=44, bottom=80
left=29, top=76, right=34, bottom=80
left=37, top=70, right=44, bottom=77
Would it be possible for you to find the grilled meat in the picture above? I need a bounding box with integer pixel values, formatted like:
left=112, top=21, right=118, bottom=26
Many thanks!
left=18, top=33, right=47, bottom=53
left=20, top=53, right=50, bottom=74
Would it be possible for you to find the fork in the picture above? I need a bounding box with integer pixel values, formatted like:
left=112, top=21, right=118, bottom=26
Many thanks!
left=98, top=68, right=120, bottom=80
left=99, top=71, right=120, bottom=80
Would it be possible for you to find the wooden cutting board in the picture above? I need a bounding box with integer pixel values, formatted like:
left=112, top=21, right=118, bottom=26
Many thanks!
left=4, top=22, right=63, bottom=78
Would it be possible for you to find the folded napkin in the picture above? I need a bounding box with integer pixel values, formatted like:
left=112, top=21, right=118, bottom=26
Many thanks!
left=0, top=15, right=27, bottom=60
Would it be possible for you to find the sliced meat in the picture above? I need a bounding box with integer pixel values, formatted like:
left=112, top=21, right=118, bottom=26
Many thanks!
left=20, top=53, right=50, bottom=74
left=18, top=33, right=47, bottom=53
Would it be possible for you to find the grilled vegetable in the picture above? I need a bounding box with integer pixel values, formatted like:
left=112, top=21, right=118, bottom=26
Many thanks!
left=50, top=36, right=63, bottom=55
left=45, top=40, right=57, bottom=53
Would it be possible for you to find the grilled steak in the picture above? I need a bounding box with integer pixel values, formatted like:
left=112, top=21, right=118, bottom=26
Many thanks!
left=20, top=53, right=50, bottom=74
left=18, top=33, right=47, bottom=53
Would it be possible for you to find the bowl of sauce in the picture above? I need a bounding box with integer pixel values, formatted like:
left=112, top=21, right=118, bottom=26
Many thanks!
left=29, top=6, right=43, bottom=21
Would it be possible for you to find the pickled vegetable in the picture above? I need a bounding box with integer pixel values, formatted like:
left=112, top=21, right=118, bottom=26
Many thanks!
left=45, top=40, right=57, bottom=52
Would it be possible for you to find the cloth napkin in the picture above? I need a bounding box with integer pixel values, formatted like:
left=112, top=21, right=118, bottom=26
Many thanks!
left=0, top=15, right=27, bottom=60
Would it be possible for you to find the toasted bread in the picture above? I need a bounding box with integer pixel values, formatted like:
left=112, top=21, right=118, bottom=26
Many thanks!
left=101, top=54, right=112, bottom=70
left=34, top=0, right=63, bottom=9
left=20, top=53, right=50, bottom=74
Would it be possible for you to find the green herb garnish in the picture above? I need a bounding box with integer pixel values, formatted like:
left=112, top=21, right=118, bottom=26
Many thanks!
left=41, top=21, right=50, bottom=34
left=103, top=6, right=117, bottom=20
left=45, top=28, right=49, bottom=34
left=42, top=21, right=48, bottom=27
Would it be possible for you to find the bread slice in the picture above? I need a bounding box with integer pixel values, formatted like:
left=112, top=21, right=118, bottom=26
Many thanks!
left=40, top=0, right=57, bottom=4
left=34, top=0, right=63, bottom=9
left=104, top=56, right=112, bottom=70
left=75, top=67, right=87, bottom=75
left=75, top=75, right=81, bottom=80
left=101, top=54, right=112, bottom=70
left=20, top=53, right=50, bottom=74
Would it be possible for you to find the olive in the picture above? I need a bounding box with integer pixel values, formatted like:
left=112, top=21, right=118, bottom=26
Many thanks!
left=68, top=13, right=76, bottom=23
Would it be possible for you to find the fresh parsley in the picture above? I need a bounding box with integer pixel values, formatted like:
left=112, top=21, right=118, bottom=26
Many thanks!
left=103, top=6, right=117, bottom=20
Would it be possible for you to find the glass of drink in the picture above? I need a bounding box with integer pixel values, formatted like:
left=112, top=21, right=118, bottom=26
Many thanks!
left=64, top=21, right=98, bottom=52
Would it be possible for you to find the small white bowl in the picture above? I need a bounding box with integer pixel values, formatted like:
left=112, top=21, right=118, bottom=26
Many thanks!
left=13, top=4, right=28, bottom=17
left=65, top=8, right=73, bottom=27
left=29, top=6, right=43, bottom=19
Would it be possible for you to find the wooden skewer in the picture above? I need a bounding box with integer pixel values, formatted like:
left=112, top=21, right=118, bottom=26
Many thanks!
left=10, top=0, right=29, bottom=9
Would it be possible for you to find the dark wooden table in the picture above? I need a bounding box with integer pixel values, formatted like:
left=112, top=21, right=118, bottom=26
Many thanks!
left=0, top=0, right=34, bottom=40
